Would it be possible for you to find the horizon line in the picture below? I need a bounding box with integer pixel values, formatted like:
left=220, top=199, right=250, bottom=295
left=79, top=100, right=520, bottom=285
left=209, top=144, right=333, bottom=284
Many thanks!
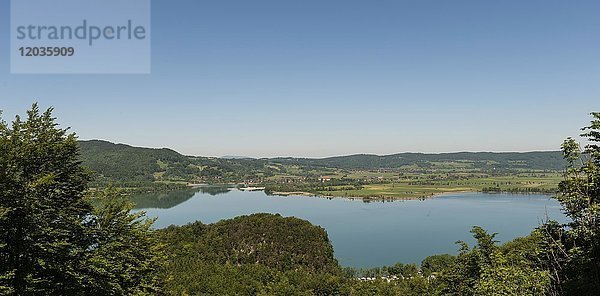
left=80, top=139, right=561, bottom=160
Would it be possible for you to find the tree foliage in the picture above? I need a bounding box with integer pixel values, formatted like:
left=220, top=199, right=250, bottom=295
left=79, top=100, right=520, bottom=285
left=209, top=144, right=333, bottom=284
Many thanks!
left=159, top=213, right=340, bottom=272
left=540, top=112, right=600, bottom=295
left=158, top=213, right=345, bottom=295
left=82, top=188, right=164, bottom=295
left=0, top=104, right=162, bottom=295
left=438, top=227, right=550, bottom=295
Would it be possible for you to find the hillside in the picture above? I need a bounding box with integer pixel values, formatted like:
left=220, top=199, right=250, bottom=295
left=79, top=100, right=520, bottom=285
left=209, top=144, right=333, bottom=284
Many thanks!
left=158, top=213, right=345, bottom=295
left=78, top=140, right=566, bottom=193
left=79, top=140, right=191, bottom=182
left=272, top=151, right=565, bottom=171
left=78, top=140, right=280, bottom=185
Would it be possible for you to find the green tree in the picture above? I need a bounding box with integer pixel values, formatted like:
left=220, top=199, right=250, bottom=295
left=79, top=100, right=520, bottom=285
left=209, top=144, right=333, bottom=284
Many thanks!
left=541, top=112, right=600, bottom=295
left=441, top=227, right=550, bottom=295
left=82, top=188, right=164, bottom=295
left=420, top=254, right=456, bottom=277
left=440, top=227, right=496, bottom=295
left=0, top=104, right=161, bottom=295
left=475, top=250, right=550, bottom=296
left=0, top=105, right=93, bottom=294
left=0, top=207, right=9, bottom=294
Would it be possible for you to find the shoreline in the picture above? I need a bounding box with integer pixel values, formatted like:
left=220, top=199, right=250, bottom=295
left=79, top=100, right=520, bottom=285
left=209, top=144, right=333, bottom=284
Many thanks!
left=268, top=189, right=552, bottom=201
left=268, top=190, right=476, bottom=201
left=270, top=191, right=317, bottom=197
left=182, top=183, right=555, bottom=201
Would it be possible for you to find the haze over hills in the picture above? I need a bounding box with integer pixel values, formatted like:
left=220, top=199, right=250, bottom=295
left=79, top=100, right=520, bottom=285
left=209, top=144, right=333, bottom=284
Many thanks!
left=220, top=156, right=256, bottom=160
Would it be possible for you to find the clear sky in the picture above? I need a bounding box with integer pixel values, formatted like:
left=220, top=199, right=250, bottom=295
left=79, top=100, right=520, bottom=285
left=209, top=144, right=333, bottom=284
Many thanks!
left=1, top=0, right=599, bottom=158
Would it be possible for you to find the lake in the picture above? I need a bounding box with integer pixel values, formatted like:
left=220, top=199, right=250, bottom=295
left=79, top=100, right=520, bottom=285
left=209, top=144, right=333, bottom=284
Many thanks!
left=132, top=187, right=567, bottom=268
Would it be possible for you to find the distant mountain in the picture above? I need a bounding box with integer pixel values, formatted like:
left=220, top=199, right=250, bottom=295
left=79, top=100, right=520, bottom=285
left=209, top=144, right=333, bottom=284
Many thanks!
left=78, top=140, right=276, bottom=184
left=271, top=151, right=566, bottom=171
left=78, top=140, right=566, bottom=185
left=221, top=156, right=255, bottom=160
left=78, top=140, right=193, bottom=182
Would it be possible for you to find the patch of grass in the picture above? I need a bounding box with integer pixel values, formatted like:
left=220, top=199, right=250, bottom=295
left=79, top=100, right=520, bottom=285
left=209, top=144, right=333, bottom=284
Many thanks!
left=313, top=173, right=561, bottom=199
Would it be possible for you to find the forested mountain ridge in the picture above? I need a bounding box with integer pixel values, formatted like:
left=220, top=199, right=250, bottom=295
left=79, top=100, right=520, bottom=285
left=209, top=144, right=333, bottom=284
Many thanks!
left=79, top=140, right=191, bottom=181
left=78, top=140, right=280, bottom=184
left=78, top=140, right=565, bottom=185
left=271, top=151, right=565, bottom=171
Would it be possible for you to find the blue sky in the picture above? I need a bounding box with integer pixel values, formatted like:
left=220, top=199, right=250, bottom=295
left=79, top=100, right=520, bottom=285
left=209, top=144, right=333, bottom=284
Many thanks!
left=1, top=0, right=599, bottom=157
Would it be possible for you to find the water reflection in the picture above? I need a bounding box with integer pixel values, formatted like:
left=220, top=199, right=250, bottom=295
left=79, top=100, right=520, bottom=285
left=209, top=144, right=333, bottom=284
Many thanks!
left=134, top=190, right=567, bottom=267
left=130, top=185, right=234, bottom=209
left=196, top=185, right=234, bottom=196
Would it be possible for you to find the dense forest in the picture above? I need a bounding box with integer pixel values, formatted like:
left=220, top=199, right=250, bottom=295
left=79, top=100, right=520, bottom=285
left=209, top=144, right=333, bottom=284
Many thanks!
left=79, top=140, right=191, bottom=182
left=1, top=105, right=598, bottom=295
left=79, top=140, right=284, bottom=189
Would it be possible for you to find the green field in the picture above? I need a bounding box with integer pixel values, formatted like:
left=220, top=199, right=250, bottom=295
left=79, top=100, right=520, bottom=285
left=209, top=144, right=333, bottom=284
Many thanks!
left=78, top=140, right=565, bottom=199
left=268, top=171, right=562, bottom=200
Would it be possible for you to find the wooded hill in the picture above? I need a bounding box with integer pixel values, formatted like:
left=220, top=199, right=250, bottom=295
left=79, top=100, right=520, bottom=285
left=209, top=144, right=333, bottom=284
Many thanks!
left=78, top=140, right=279, bottom=184
left=78, top=140, right=565, bottom=185
left=271, top=151, right=565, bottom=171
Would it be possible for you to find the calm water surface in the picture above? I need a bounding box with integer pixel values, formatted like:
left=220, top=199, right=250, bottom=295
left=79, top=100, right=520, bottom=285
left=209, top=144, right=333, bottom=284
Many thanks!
left=132, top=187, right=566, bottom=268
